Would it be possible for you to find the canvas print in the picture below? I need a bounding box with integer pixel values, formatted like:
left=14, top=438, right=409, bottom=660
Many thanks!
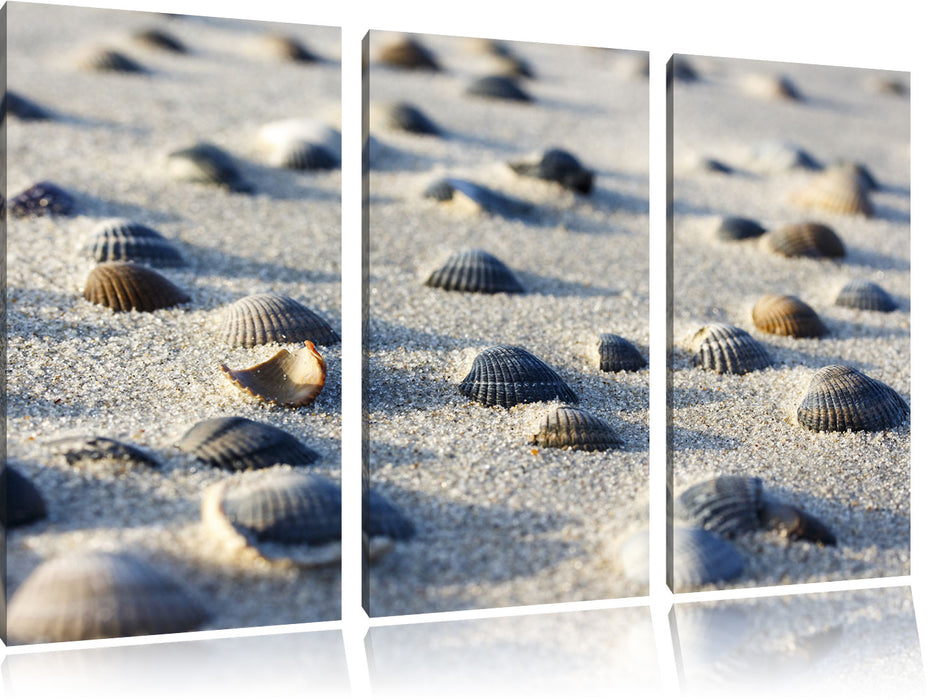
left=3, top=2, right=341, bottom=644
left=364, top=31, right=650, bottom=615
left=667, top=54, right=910, bottom=592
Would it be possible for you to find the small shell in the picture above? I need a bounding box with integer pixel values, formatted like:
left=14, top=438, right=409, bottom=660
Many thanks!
left=738, top=73, right=801, bottom=100
left=751, top=294, right=826, bottom=338
left=256, top=119, right=340, bottom=170
left=529, top=405, right=624, bottom=451
left=674, top=476, right=763, bottom=537
left=749, top=141, right=823, bottom=172
left=83, top=262, right=190, bottom=312
left=488, top=52, right=535, bottom=79
left=373, top=101, right=441, bottom=135
left=790, top=168, right=874, bottom=217
left=178, top=416, right=320, bottom=471
left=508, top=149, right=594, bottom=194
left=797, top=365, right=909, bottom=433
left=5, top=91, right=53, bottom=120
left=276, top=141, right=340, bottom=170
left=366, top=488, right=416, bottom=541
left=459, top=345, right=578, bottom=408
left=377, top=37, right=440, bottom=70
left=689, top=156, right=733, bottom=174
left=594, top=333, right=646, bottom=372
left=423, top=178, right=533, bottom=218
left=425, top=249, right=523, bottom=294
left=166, top=143, right=253, bottom=193
left=220, top=341, right=326, bottom=407
left=84, top=219, right=186, bottom=267
left=253, top=33, right=319, bottom=63
left=133, top=28, right=187, bottom=53
left=689, top=323, right=771, bottom=375
left=761, top=222, right=846, bottom=259
left=834, top=279, right=897, bottom=312
left=827, top=161, right=880, bottom=192
left=220, top=292, right=340, bottom=347
left=670, top=56, right=700, bottom=83
left=618, top=527, right=744, bottom=590
left=465, top=75, right=532, bottom=102
left=711, top=216, right=766, bottom=242
left=8, top=552, right=210, bottom=644
left=77, top=48, right=147, bottom=73
left=9, top=181, right=75, bottom=217
left=47, top=436, right=160, bottom=468
left=6, top=467, right=48, bottom=528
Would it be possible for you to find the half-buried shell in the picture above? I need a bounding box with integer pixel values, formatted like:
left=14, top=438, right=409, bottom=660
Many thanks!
left=689, top=324, right=771, bottom=375
left=425, top=248, right=523, bottom=294
left=256, top=119, right=341, bottom=170
left=423, top=177, right=533, bottom=218
left=372, top=101, right=441, bottom=135
left=834, top=279, right=896, bottom=312
left=252, top=33, right=319, bottom=63
left=465, top=75, right=532, bottom=102
left=530, top=405, right=624, bottom=451
left=220, top=341, right=326, bottom=407
left=220, top=292, right=340, bottom=347
left=377, top=36, right=440, bottom=70
left=83, top=262, right=190, bottom=312
left=77, top=47, right=147, bottom=73
left=594, top=333, right=646, bottom=372
left=9, top=181, right=75, bottom=217
left=84, top=219, right=185, bottom=267
left=47, top=435, right=160, bottom=468
left=711, top=216, right=766, bottom=242
left=790, top=168, right=873, bottom=218
left=5, top=91, right=53, bottom=120
left=761, top=222, right=845, bottom=259
left=508, top=149, right=594, bottom=194
left=167, top=143, right=253, bottom=193
left=738, top=73, right=801, bottom=100
left=459, top=345, right=578, bottom=408
left=796, top=365, right=909, bottom=433
left=6, top=467, right=47, bottom=528
left=748, top=141, right=823, bottom=172
left=133, top=28, right=187, bottom=53
left=8, top=552, right=210, bottom=644
left=178, top=416, right=320, bottom=471
left=751, top=294, right=826, bottom=338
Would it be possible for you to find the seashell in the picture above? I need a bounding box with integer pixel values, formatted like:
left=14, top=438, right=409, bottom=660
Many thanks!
left=366, top=488, right=416, bottom=541
left=827, top=161, right=880, bottom=192
left=166, top=142, right=253, bottom=193
left=377, top=37, right=440, bottom=70
left=133, top=28, right=187, bottom=53
left=790, top=168, right=874, bottom=217
left=83, top=262, right=190, bottom=312
left=253, top=33, right=319, bottom=63
left=689, top=323, right=771, bottom=375
left=220, top=340, right=326, bottom=407
left=465, top=75, right=532, bottom=102
left=5, top=90, right=53, bottom=120
left=711, top=216, right=766, bottom=242
left=797, top=365, right=909, bottom=433
left=594, top=333, right=646, bottom=372
left=529, top=405, right=624, bottom=451
left=751, top=294, right=826, bottom=338
left=220, top=292, right=340, bottom=347
left=423, top=177, right=534, bottom=218
left=867, top=75, right=908, bottom=96
left=178, top=416, right=320, bottom=471
left=690, top=156, right=733, bottom=174
left=617, top=527, right=744, bottom=590
left=256, top=119, right=341, bottom=170
left=757, top=501, right=837, bottom=545
left=425, top=248, right=523, bottom=294
left=47, top=435, right=160, bottom=468
left=760, top=222, right=845, bottom=259
left=6, top=467, right=48, bottom=528
left=272, top=140, right=338, bottom=170
left=7, top=552, right=210, bottom=644
left=459, top=345, right=578, bottom=408
left=738, top=73, right=801, bottom=100
left=488, top=52, right=535, bottom=79
left=201, top=472, right=342, bottom=567
left=84, top=218, right=185, bottom=267
left=508, top=149, right=594, bottom=194
left=749, top=140, right=823, bottom=172
left=669, top=56, right=700, bottom=83
left=834, top=279, right=896, bottom=312
left=77, top=47, right=147, bottom=73
left=9, top=181, right=75, bottom=217
left=373, top=101, right=441, bottom=136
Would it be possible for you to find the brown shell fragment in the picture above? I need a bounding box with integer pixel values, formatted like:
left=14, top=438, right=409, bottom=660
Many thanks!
left=83, top=262, right=190, bottom=312
left=530, top=405, right=624, bottom=451
left=221, top=341, right=326, bottom=407
left=751, top=294, right=826, bottom=338
left=790, top=168, right=874, bottom=217
left=761, top=222, right=845, bottom=259
left=220, top=292, right=340, bottom=347
left=797, top=365, right=909, bottom=433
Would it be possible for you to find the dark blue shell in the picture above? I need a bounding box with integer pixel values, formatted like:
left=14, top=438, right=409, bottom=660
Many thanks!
left=797, top=365, right=909, bottom=432
left=425, top=249, right=523, bottom=294
left=366, top=488, right=416, bottom=540
left=178, top=417, right=320, bottom=471
left=459, top=345, right=578, bottom=408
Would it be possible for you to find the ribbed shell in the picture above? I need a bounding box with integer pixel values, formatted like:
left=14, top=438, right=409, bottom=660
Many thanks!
left=530, top=405, right=624, bottom=451
left=220, top=292, right=340, bottom=347
left=508, top=149, right=594, bottom=194
left=797, top=365, right=909, bottom=432
left=618, top=527, right=744, bottom=590
left=9, top=181, right=75, bottom=217
left=220, top=341, right=326, bottom=407
left=465, top=75, right=532, bottom=102
left=85, top=219, right=185, bottom=267
left=378, top=37, right=440, bottom=70
left=790, top=169, right=874, bottom=218
left=690, top=324, right=771, bottom=375
left=761, top=222, right=845, bottom=259
left=133, top=28, right=187, bottom=53
left=5, top=91, right=53, bottom=120
left=834, top=279, right=897, bottom=312
left=78, top=48, right=147, bottom=73
left=459, top=345, right=578, bottom=408
left=83, top=262, right=190, bottom=312
left=366, top=488, right=416, bottom=540
left=751, top=294, right=826, bottom=338
left=376, top=102, right=441, bottom=135
left=167, top=143, right=253, bottom=193
left=828, top=162, right=880, bottom=192
left=712, top=216, right=766, bottom=242
left=8, top=552, right=210, bottom=644
left=425, top=249, right=523, bottom=294
left=595, top=333, right=646, bottom=372
left=257, top=118, right=341, bottom=158
left=674, top=476, right=763, bottom=537
left=423, top=178, right=533, bottom=218
left=47, top=435, right=160, bottom=468
left=6, top=467, right=48, bottom=528
left=178, top=416, right=320, bottom=471
left=270, top=140, right=339, bottom=171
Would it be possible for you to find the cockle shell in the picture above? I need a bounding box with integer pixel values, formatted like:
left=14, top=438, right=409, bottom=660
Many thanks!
left=425, top=248, right=523, bottom=294
left=465, top=75, right=532, bottom=102
left=797, top=365, right=909, bottom=433
left=711, top=216, right=766, bottom=242
left=6, top=467, right=47, bottom=528
left=529, top=405, right=624, bottom=451
left=256, top=119, right=341, bottom=170
left=761, top=222, right=845, bottom=259
left=9, top=181, right=75, bottom=217
left=423, top=177, right=533, bottom=218
left=166, top=143, right=253, bottom=193
left=790, top=168, right=874, bottom=217
left=366, top=488, right=416, bottom=541
left=220, top=340, right=326, bottom=407
left=77, top=47, right=147, bottom=73
left=133, top=28, right=187, bottom=53
left=738, top=73, right=801, bottom=100
left=828, top=161, right=880, bottom=192
left=377, top=37, right=440, bottom=70
left=508, top=149, right=594, bottom=194
left=83, top=262, right=190, bottom=312
left=253, top=33, right=319, bottom=63
left=834, top=279, right=897, bottom=312
left=594, top=333, right=646, bottom=372
left=373, top=101, right=441, bottom=135
left=84, top=219, right=186, bottom=267
left=47, top=435, right=160, bottom=468
left=751, top=294, right=826, bottom=338
left=8, top=552, right=210, bottom=644
left=5, top=91, right=53, bottom=120
left=459, top=345, right=578, bottom=408
left=689, top=324, right=771, bottom=375
left=220, top=292, right=340, bottom=347
left=178, top=416, right=320, bottom=471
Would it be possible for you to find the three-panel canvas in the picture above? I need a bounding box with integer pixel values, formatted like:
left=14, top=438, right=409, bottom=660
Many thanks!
left=2, top=2, right=915, bottom=691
